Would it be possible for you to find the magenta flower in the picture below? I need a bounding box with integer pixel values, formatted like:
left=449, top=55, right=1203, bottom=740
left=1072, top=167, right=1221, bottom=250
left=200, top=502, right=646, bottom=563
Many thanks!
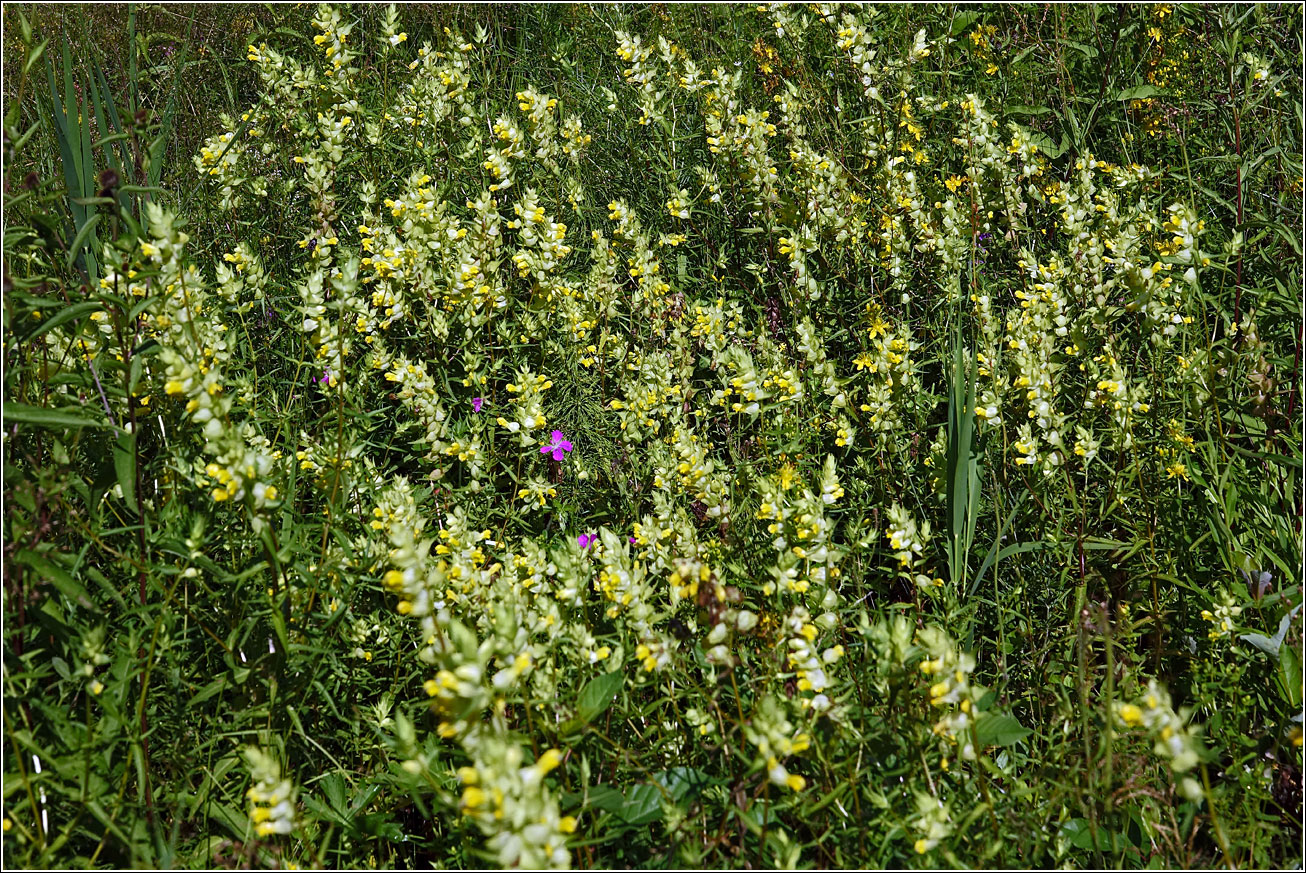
left=472, top=397, right=484, bottom=413
left=577, top=533, right=596, bottom=549
left=541, top=429, right=573, bottom=461
left=317, top=369, right=330, bottom=385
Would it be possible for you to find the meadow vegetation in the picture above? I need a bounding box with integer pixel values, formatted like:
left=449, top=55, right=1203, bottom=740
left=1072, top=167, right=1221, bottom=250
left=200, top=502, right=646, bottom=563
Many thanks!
left=2, top=3, right=1302, bottom=868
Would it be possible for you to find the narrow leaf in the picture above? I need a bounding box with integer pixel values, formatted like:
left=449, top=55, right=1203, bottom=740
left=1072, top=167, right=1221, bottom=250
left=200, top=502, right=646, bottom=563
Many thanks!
left=113, top=429, right=138, bottom=513
left=13, top=549, right=94, bottom=608
left=4, top=401, right=108, bottom=430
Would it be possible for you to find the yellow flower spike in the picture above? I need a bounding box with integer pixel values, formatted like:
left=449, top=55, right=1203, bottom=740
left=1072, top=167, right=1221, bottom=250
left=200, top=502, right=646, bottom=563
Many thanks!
left=537, top=748, right=563, bottom=775
left=461, top=786, right=486, bottom=809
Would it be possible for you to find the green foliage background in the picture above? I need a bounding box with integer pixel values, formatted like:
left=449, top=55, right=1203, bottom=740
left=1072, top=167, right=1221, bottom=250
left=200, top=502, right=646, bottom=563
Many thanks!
left=2, top=3, right=1302, bottom=869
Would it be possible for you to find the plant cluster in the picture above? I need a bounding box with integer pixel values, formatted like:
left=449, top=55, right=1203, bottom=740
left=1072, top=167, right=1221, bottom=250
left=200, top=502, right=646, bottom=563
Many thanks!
left=3, top=3, right=1301, bottom=868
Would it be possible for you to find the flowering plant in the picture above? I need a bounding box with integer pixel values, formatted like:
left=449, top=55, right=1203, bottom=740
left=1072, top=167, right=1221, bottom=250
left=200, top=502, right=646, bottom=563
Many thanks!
left=541, top=430, right=574, bottom=461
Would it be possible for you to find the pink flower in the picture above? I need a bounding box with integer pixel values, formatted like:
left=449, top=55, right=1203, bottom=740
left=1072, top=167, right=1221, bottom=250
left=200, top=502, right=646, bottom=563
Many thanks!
left=317, top=369, right=330, bottom=385
left=541, top=430, right=573, bottom=461
left=577, top=533, right=596, bottom=549
left=472, top=397, right=484, bottom=413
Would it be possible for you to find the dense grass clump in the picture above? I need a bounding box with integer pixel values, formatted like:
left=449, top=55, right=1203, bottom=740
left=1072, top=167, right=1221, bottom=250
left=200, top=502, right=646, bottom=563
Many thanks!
left=3, top=3, right=1301, bottom=868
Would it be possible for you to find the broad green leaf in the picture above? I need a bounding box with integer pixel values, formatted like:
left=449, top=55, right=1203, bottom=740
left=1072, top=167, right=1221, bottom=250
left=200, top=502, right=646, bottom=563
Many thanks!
left=1240, top=632, right=1280, bottom=657
left=975, top=712, right=1031, bottom=747
left=583, top=785, right=625, bottom=815
left=1060, top=818, right=1126, bottom=851
left=1010, top=122, right=1067, bottom=159
left=576, top=670, right=623, bottom=725
left=654, top=767, right=713, bottom=801
left=616, top=783, right=665, bottom=826
left=949, top=10, right=981, bottom=36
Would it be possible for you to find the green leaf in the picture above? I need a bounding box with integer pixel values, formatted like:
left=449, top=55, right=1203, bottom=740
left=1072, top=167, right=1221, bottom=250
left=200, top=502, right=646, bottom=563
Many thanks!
left=320, top=771, right=348, bottom=814
left=113, top=429, right=138, bottom=513
left=949, top=10, right=981, bottom=36
left=969, top=494, right=1030, bottom=597
left=654, top=767, right=714, bottom=802
left=302, top=793, right=347, bottom=827
left=1060, top=817, right=1125, bottom=851
left=1057, top=39, right=1098, bottom=59
left=1117, top=84, right=1168, bottom=101
left=1007, top=104, right=1054, bottom=116
left=188, top=676, right=228, bottom=708
left=1010, top=122, right=1067, bottom=159
left=1240, top=606, right=1297, bottom=659
left=9, top=120, right=43, bottom=155
left=3, top=402, right=108, bottom=430
left=23, top=38, right=48, bottom=76
left=66, top=212, right=101, bottom=270
left=25, top=302, right=102, bottom=340
left=1239, top=632, right=1278, bottom=657
left=13, top=549, right=94, bottom=609
left=974, top=712, right=1031, bottom=747
left=616, top=782, right=665, bottom=826
left=583, top=785, right=625, bottom=815
left=44, top=52, right=83, bottom=234
left=1280, top=642, right=1302, bottom=709
left=576, top=670, right=623, bottom=725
